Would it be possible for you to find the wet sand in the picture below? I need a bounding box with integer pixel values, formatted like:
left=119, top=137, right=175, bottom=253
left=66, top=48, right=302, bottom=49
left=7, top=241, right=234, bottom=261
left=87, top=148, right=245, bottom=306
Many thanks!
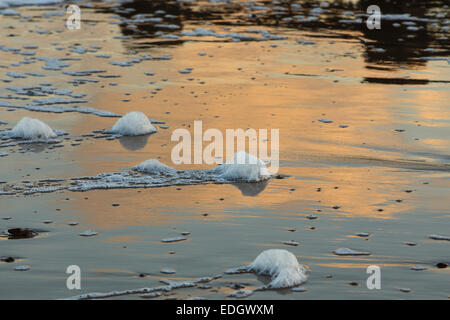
left=0, top=0, right=449, bottom=299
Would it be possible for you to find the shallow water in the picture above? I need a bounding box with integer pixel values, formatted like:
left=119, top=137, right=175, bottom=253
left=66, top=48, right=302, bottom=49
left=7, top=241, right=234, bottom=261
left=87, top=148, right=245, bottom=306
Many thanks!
left=0, top=0, right=449, bottom=300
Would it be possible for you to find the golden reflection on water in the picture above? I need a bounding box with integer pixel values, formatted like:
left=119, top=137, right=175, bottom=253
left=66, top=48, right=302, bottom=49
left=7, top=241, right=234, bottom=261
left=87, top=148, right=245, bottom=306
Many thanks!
left=3, top=8, right=446, bottom=229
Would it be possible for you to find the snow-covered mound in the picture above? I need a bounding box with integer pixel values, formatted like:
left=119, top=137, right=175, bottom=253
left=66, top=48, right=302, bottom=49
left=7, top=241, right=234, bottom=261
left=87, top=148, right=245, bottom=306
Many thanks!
left=134, top=159, right=177, bottom=175
left=109, top=111, right=157, bottom=136
left=215, top=151, right=270, bottom=182
left=247, top=249, right=308, bottom=289
left=9, top=117, right=57, bottom=140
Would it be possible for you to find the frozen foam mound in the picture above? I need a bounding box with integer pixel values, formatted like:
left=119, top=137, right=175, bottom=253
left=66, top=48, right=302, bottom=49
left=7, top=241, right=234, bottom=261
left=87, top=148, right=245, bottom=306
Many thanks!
left=9, top=117, right=57, bottom=140
left=247, top=249, right=308, bottom=289
left=134, top=159, right=177, bottom=175
left=215, top=151, right=270, bottom=182
left=109, top=111, right=157, bottom=136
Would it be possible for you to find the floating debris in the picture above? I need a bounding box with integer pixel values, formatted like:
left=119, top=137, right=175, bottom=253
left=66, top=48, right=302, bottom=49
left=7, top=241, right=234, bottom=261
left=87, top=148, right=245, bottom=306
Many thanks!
left=332, top=248, right=371, bottom=256
left=291, top=286, right=307, bottom=292
left=0, top=256, right=15, bottom=263
left=79, top=230, right=98, bottom=237
left=282, top=240, right=299, bottom=246
left=429, top=234, right=450, bottom=241
left=161, top=236, right=187, bottom=243
left=356, top=232, right=371, bottom=237
left=160, top=268, right=176, bottom=274
left=410, top=265, right=427, bottom=271
left=228, top=289, right=254, bottom=299
left=14, top=265, right=31, bottom=271
left=4, top=228, right=38, bottom=239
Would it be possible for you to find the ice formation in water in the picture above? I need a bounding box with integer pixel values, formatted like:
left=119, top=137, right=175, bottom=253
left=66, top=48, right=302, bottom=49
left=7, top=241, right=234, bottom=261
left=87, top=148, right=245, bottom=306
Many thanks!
left=332, top=248, right=371, bottom=256
left=134, top=159, right=177, bottom=175
left=108, top=111, right=157, bottom=136
left=247, top=249, right=308, bottom=289
left=0, top=152, right=275, bottom=197
left=214, top=151, right=271, bottom=182
left=63, top=277, right=214, bottom=300
left=9, top=117, right=57, bottom=140
left=0, top=0, right=62, bottom=10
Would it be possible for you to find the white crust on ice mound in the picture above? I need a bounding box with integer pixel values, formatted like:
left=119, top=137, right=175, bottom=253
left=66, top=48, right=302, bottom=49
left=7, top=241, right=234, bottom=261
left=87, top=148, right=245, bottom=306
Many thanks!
left=215, top=151, right=270, bottom=182
left=247, top=249, right=308, bottom=289
left=10, top=117, right=57, bottom=140
left=134, top=159, right=177, bottom=175
left=109, top=111, right=157, bottom=136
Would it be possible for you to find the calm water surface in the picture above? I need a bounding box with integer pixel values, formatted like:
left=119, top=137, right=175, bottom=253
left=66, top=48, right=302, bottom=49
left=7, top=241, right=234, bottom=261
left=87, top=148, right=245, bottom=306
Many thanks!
left=0, top=0, right=449, bottom=299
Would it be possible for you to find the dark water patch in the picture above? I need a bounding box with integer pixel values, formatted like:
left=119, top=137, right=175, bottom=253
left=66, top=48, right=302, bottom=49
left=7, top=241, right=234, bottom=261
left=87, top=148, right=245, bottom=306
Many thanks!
left=92, top=0, right=450, bottom=70
left=363, top=77, right=450, bottom=85
left=365, top=65, right=396, bottom=71
left=1, top=228, right=48, bottom=240
left=119, top=134, right=152, bottom=151
left=232, top=180, right=269, bottom=197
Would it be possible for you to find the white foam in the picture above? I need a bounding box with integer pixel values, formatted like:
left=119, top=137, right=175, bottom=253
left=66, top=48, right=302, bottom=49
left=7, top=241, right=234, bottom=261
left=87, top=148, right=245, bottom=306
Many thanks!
left=247, top=249, right=308, bottom=289
left=0, top=152, right=274, bottom=196
left=63, top=276, right=214, bottom=300
left=9, top=117, right=57, bottom=140
left=134, top=159, right=177, bottom=175
left=109, top=111, right=157, bottom=136
left=215, top=151, right=271, bottom=182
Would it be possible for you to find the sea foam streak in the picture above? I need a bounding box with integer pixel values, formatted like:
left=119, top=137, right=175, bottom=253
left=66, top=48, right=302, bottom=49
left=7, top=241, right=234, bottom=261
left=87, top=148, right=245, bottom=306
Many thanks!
left=1, top=152, right=273, bottom=196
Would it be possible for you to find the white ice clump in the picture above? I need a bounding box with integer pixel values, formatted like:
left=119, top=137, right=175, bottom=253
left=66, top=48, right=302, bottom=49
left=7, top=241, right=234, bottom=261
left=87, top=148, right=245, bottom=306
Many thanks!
left=228, top=289, right=254, bottom=298
left=14, top=265, right=31, bottom=271
left=108, top=111, right=157, bottom=136
left=79, top=230, right=98, bottom=237
left=429, top=234, right=450, bottom=241
left=134, top=159, right=177, bottom=175
left=333, top=248, right=371, bottom=256
left=215, top=151, right=271, bottom=182
left=247, top=249, right=308, bottom=289
left=9, top=117, right=57, bottom=140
